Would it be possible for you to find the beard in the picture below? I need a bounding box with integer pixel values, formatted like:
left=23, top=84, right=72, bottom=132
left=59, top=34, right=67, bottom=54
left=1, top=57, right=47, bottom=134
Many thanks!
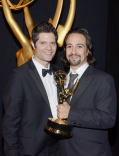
left=68, top=54, right=81, bottom=66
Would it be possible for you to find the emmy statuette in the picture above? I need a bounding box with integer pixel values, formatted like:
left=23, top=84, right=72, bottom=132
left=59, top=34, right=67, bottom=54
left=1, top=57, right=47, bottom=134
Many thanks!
left=44, top=70, right=79, bottom=139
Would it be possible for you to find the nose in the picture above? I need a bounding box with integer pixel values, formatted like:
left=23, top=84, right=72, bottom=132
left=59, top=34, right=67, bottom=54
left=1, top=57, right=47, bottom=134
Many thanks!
left=46, top=43, right=52, bottom=50
left=70, top=46, right=76, bottom=54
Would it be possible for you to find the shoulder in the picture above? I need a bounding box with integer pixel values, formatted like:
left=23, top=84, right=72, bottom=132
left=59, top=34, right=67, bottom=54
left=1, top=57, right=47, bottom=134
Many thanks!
left=6, top=61, right=30, bottom=81
left=13, top=61, right=29, bottom=73
left=88, top=65, right=113, bottom=78
left=86, top=65, right=114, bottom=85
left=91, top=67, right=115, bottom=84
left=93, top=67, right=113, bottom=78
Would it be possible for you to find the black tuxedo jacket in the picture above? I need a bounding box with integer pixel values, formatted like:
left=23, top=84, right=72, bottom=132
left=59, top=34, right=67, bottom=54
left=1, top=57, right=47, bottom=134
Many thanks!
left=64, top=65, right=117, bottom=156
left=3, top=59, right=61, bottom=156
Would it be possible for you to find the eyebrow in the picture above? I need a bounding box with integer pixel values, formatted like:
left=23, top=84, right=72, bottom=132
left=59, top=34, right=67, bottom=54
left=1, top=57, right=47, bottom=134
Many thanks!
left=39, top=41, right=56, bottom=43
left=66, top=43, right=84, bottom=47
left=77, top=43, right=84, bottom=47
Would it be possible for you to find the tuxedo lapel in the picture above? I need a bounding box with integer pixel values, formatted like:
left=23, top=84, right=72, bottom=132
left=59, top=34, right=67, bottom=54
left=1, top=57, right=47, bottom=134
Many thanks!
left=28, top=59, right=50, bottom=109
left=70, top=66, right=94, bottom=107
left=50, top=64, right=61, bottom=104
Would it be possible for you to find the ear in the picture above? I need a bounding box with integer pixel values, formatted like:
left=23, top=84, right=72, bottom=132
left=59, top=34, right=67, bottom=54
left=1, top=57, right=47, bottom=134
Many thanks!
left=87, top=49, right=89, bottom=56
left=31, top=41, right=35, bottom=49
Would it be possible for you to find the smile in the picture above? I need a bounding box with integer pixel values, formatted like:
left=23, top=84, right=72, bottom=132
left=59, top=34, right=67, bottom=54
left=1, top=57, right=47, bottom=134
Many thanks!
left=69, top=54, right=81, bottom=58
left=70, top=55, right=80, bottom=60
left=45, top=53, right=53, bottom=55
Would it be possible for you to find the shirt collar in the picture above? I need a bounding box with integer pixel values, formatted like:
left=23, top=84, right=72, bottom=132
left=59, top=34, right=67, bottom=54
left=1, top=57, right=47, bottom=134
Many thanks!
left=69, top=62, right=89, bottom=77
left=32, top=55, right=50, bottom=70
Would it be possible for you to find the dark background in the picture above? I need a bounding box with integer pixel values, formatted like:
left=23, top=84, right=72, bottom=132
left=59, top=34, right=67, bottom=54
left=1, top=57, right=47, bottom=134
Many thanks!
left=0, top=0, right=118, bottom=155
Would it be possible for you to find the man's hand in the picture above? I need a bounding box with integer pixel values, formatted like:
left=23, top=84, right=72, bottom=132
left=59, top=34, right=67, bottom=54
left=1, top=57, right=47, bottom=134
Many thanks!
left=57, top=102, right=71, bottom=119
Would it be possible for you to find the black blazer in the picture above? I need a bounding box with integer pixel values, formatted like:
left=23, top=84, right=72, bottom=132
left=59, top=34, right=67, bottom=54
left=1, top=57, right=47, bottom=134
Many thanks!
left=3, top=59, right=61, bottom=156
left=63, top=65, right=117, bottom=156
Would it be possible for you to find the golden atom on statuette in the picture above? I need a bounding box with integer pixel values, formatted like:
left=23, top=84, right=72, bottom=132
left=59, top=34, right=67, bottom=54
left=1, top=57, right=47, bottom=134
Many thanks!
left=53, top=70, right=67, bottom=85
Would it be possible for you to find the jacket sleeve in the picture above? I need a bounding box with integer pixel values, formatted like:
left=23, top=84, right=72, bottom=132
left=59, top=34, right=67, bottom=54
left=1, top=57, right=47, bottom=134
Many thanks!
left=67, top=75, right=117, bottom=129
left=2, top=71, right=24, bottom=156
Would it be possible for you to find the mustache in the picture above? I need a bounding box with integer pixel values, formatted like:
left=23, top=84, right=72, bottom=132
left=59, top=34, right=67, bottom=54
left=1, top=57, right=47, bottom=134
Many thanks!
left=68, top=54, right=81, bottom=58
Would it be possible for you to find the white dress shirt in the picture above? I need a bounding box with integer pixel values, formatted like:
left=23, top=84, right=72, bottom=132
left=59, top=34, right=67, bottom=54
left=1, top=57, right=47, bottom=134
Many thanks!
left=32, top=56, right=58, bottom=118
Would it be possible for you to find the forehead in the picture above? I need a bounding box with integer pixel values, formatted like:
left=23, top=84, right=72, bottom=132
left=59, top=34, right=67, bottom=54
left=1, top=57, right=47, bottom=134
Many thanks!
left=66, top=33, right=86, bottom=44
left=38, top=32, right=56, bottom=40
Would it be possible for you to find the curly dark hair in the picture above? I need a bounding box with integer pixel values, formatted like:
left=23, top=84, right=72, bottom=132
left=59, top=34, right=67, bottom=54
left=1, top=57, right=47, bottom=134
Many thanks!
left=61, top=28, right=96, bottom=67
left=32, top=21, right=58, bottom=45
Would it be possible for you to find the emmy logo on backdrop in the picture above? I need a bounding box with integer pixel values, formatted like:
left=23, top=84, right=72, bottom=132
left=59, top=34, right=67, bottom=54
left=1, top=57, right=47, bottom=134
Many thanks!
left=0, top=0, right=76, bottom=66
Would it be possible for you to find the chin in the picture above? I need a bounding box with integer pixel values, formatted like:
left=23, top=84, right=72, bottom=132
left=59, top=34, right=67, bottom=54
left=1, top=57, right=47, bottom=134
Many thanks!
left=45, top=58, right=53, bottom=62
left=45, top=56, right=53, bottom=60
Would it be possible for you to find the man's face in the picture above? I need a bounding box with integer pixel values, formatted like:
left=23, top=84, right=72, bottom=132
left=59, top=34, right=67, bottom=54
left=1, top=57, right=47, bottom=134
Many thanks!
left=66, top=33, right=89, bottom=70
left=32, top=33, right=57, bottom=67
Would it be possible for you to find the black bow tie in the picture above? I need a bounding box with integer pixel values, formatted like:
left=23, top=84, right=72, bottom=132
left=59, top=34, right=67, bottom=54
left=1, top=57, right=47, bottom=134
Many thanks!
left=42, top=69, right=52, bottom=77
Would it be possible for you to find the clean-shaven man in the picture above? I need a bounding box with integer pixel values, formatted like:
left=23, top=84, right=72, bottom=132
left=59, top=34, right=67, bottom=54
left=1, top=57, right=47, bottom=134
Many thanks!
left=3, top=21, right=61, bottom=156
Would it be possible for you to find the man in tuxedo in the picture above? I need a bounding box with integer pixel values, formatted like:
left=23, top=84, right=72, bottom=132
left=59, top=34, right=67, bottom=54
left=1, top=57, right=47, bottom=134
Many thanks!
left=3, top=21, right=61, bottom=156
left=57, top=28, right=117, bottom=156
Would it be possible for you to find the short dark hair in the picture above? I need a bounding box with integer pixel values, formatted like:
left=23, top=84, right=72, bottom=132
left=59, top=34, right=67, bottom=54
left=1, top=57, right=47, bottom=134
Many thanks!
left=61, top=28, right=96, bottom=67
left=32, top=21, right=58, bottom=45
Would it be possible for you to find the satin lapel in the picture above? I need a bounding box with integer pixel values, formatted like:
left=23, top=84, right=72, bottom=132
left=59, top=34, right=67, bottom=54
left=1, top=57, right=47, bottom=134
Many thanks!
left=70, top=66, right=94, bottom=107
left=28, top=59, right=50, bottom=109
left=50, top=64, right=61, bottom=104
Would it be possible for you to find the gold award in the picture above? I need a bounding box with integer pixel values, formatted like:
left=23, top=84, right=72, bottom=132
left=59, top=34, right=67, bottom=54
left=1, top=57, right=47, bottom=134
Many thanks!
left=44, top=70, right=79, bottom=139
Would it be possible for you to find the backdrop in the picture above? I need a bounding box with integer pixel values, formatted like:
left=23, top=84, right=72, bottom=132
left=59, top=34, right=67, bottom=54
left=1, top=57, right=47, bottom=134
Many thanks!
left=0, top=0, right=118, bottom=155
left=106, top=0, right=119, bottom=155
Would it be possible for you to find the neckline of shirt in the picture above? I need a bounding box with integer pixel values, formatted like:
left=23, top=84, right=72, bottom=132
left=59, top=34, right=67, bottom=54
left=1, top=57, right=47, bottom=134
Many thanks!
left=69, top=62, right=89, bottom=77
left=32, top=55, right=50, bottom=70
